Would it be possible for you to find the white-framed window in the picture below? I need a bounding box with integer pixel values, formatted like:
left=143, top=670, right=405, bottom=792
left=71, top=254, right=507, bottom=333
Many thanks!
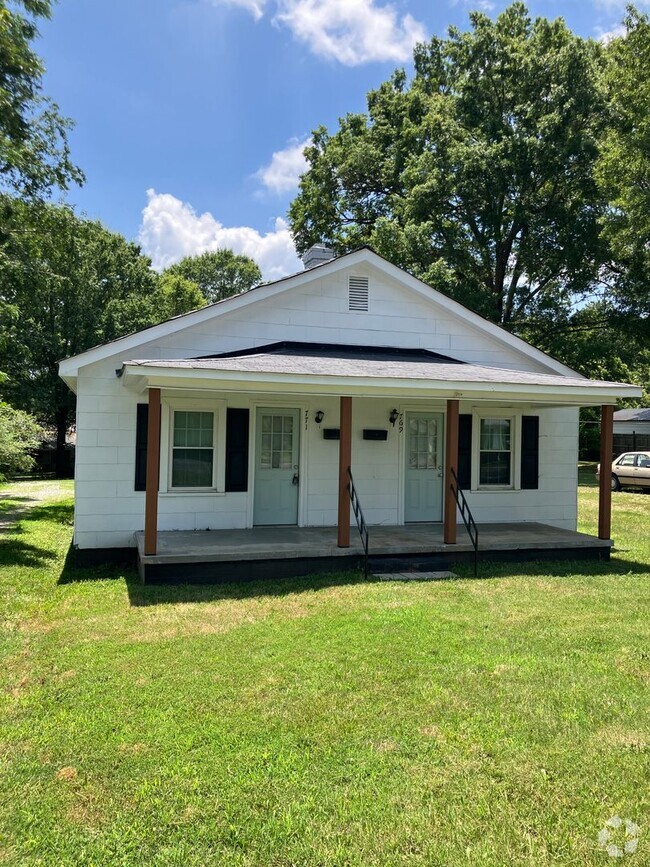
left=478, top=416, right=513, bottom=487
left=170, top=409, right=216, bottom=489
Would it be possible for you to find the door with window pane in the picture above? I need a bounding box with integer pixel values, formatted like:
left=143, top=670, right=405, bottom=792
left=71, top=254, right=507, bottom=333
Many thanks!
left=404, top=412, right=444, bottom=522
left=254, top=408, right=300, bottom=525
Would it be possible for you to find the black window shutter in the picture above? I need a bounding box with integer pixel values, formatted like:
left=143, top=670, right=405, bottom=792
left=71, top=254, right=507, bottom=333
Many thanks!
left=521, top=415, right=540, bottom=490
left=457, top=414, right=472, bottom=489
left=225, top=408, right=250, bottom=492
left=135, top=403, right=148, bottom=491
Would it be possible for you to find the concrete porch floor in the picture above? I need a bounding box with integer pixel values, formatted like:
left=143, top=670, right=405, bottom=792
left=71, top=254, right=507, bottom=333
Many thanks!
left=135, top=523, right=612, bottom=582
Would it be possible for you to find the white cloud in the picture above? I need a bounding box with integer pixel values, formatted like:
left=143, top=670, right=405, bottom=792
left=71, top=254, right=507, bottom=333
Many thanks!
left=596, top=23, right=626, bottom=42
left=274, top=0, right=427, bottom=65
left=206, top=0, right=427, bottom=65
left=139, top=189, right=302, bottom=281
left=451, top=0, right=495, bottom=11
left=207, top=0, right=267, bottom=21
left=255, top=136, right=310, bottom=194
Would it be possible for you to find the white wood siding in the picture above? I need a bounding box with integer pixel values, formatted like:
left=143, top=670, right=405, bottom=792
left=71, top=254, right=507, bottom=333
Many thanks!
left=73, top=354, right=579, bottom=548
left=101, top=263, right=554, bottom=373
left=613, top=421, right=650, bottom=435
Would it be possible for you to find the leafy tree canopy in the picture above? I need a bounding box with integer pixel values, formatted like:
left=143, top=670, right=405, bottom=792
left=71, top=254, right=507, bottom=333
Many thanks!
left=289, top=2, right=606, bottom=329
left=0, top=197, right=159, bottom=471
left=526, top=301, right=650, bottom=400
left=0, top=400, right=43, bottom=479
left=103, top=273, right=207, bottom=337
left=164, top=249, right=262, bottom=304
left=597, top=7, right=650, bottom=339
left=0, top=0, right=83, bottom=196
left=0, top=370, right=44, bottom=479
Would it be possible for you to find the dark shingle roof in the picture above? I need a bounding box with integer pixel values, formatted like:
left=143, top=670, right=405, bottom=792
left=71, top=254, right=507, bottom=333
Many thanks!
left=200, top=341, right=464, bottom=365
left=125, top=345, right=632, bottom=391
left=614, top=408, right=650, bottom=422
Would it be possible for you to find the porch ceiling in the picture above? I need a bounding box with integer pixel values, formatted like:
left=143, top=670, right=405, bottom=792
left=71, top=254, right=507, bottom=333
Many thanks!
left=120, top=349, right=641, bottom=407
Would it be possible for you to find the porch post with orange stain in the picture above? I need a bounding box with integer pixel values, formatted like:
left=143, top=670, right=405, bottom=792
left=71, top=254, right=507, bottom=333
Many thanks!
left=337, top=396, right=352, bottom=548
left=598, top=404, right=614, bottom=541
left=144, top=387, right=161, bottom=556
left=444, top=399, right=459, bottom=544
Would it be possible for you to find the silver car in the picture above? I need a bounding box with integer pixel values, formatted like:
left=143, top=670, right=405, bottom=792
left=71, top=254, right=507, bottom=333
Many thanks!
left=597, top=452, right=650, bottom=491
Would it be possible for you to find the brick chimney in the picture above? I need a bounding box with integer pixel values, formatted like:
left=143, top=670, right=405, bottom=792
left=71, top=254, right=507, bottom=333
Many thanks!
left=302, top=243, right=336, bottom=270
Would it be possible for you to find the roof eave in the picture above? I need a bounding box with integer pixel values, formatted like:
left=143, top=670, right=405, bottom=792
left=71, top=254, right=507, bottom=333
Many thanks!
left=121, top=363, right=641, bottom=406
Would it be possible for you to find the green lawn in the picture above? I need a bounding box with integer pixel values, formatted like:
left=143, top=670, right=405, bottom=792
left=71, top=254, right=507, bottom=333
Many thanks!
left=0, top=479, right=648, bottom=866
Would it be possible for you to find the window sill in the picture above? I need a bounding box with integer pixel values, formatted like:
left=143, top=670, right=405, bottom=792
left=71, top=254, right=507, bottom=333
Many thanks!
left=161, top=490, right=227, bottom=497
left=472, top=487, right=518, bottom=493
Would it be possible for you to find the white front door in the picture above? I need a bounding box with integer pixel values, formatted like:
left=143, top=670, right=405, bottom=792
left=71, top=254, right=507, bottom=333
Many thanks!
left=254, top=408, right=300, bottom=526
left=404, top=412, right=444, bottom=522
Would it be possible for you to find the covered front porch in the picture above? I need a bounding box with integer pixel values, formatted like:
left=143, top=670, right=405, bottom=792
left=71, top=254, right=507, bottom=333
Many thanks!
left=135, top=521, right=612, bottom=583
left=119, top=342, right=627, bottom=583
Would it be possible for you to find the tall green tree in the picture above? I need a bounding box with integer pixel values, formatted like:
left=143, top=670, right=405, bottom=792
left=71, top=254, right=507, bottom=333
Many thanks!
left=0, top=401, right=44, bottom=479
left=0, top=198, right=158, bottom=473
left=164, top=249, right=261, bottom=304
left=0, top=371, right=44, bottom=479
left=0, top=0, right=83, bottom=197
left=102, top=272, right=207, bottom=337
left=597, top=7, right=650, bottom=339
left=289, top=3, right=606, bottom=328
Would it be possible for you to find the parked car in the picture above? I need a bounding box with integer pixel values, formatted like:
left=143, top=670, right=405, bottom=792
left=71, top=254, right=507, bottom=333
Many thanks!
left=596, top=452, right=650, bottom=491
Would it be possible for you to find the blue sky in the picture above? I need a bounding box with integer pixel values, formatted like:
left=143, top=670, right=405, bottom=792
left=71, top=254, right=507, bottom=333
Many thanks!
left=39, top=0, right=635, bottom=279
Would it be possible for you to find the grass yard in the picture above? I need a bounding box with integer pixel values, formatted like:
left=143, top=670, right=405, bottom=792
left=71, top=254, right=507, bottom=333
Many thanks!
left=0, top=475, right=648, bottom=865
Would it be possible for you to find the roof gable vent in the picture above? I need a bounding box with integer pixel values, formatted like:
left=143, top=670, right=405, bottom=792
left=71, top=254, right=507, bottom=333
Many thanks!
left=348, top=275, right=369, bottom=312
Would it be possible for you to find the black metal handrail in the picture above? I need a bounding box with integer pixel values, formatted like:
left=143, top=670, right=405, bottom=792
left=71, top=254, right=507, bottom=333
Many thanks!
left=450, top=467, right=479, bottom=577
left=347, top=467, right=369, bottom=578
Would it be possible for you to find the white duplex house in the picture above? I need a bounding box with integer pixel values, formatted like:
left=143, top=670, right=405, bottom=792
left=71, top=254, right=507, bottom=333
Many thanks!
left=59, top=247, right=641, bottom=581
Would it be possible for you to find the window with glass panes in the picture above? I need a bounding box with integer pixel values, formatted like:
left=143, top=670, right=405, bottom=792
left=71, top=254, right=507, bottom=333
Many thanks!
left=408, top=416, right=439, bottom=469
left=259, top=413, right=294, bottom=469
left=479, top=418, right=512, bottom=486
left=171, top=411, right=214, bottom=488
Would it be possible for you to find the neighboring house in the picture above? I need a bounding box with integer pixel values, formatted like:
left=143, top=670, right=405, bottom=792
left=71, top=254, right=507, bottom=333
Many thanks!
left=613, top=407, right=650, bottom=454
left=59, top=247, right=642, bottom=581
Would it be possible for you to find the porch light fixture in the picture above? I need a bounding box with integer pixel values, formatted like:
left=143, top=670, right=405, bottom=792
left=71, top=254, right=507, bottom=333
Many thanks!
left=314, top=410, right=325, bottom=425
left=389, top=408, right=398, bottom=427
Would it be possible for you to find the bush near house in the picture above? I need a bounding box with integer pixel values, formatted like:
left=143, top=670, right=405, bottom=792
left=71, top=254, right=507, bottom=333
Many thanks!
left=0, top=400, right=45, bottom=480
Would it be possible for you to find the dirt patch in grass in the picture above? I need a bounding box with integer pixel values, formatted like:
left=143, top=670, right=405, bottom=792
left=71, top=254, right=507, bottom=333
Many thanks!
left=56, top=766, right=78, bottom=782
left=0, top=480, right=74, bottom=534
left=596, top=727, right=649, bottom=752
left=117, top=742, right=149, bottom=755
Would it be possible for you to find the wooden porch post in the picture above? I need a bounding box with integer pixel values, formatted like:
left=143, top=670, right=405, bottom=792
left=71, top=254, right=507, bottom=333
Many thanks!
left=337, top=396, right=352, bottom=548
left=444, top=399, right=459, bottom=544
left=144, top=387, right=161, bottom=556
left=598, top=404, right=614, bottom=541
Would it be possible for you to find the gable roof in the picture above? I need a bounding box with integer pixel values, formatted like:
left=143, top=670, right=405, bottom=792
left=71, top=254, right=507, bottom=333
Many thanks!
left=121, top=345, right=639, bottom=405
left=59, top=247, right=580, bottom=381
left=614, top=407, right=650, bottom=422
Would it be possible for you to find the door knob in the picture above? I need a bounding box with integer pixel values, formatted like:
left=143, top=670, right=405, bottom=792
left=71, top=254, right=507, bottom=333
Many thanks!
left=292, top=473, right=299, bottom=486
